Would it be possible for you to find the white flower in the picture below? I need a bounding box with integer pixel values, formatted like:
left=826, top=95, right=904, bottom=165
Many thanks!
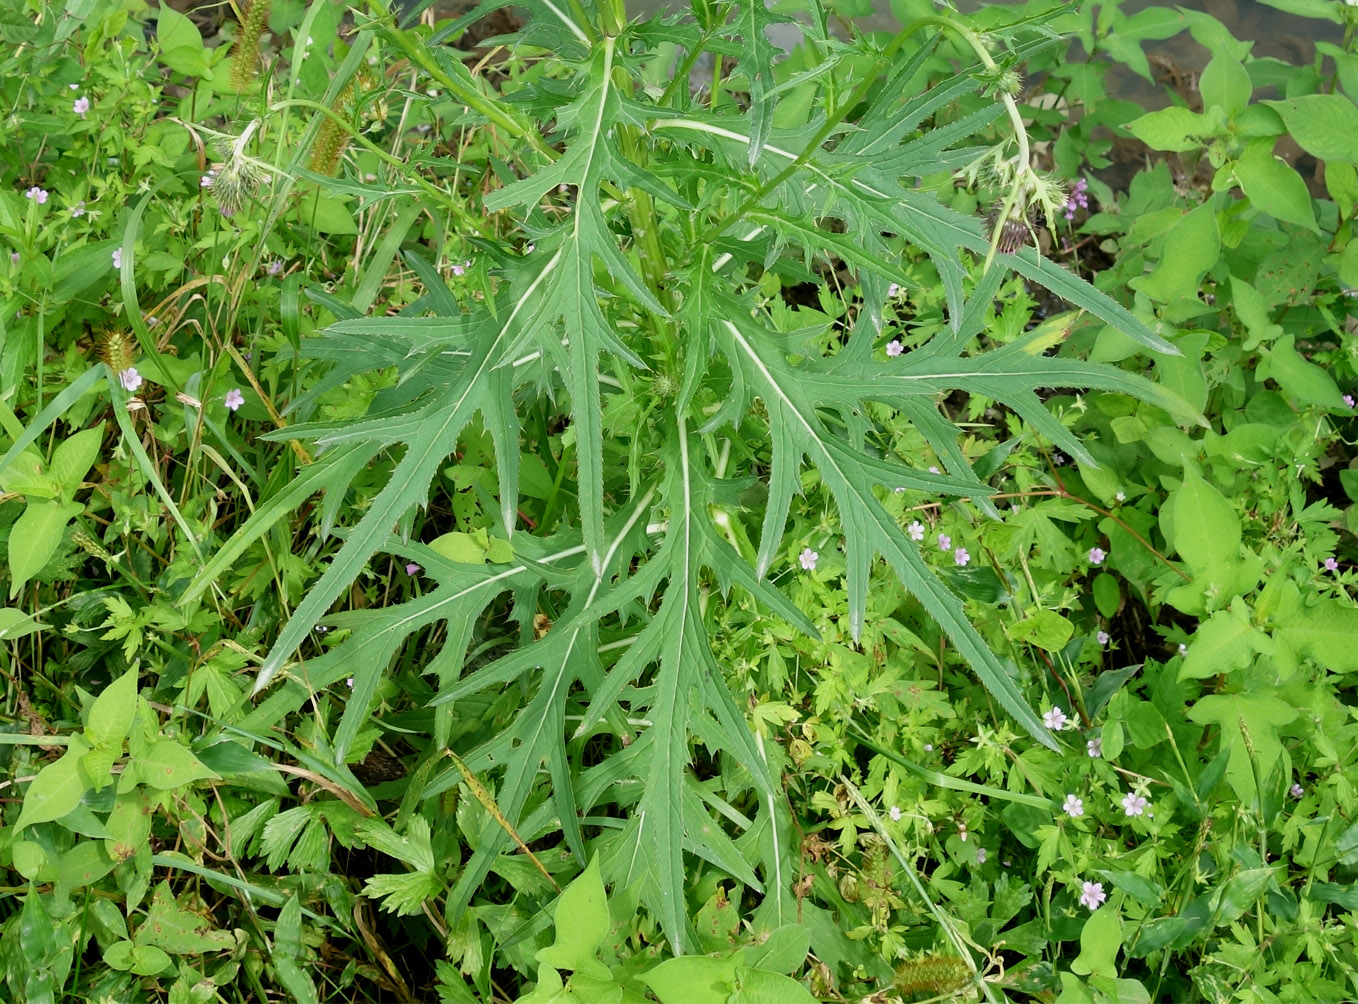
left=118, top=367, right=142, bottom=392
left=1079, top=881, right=1106, bottom=910
left=1096, top=630, right=1110, bottom=646
left=1062, top=794, right=1084, bottom=818
left=112, top=248, right=122, bottom=269
left=886, top=339, right=904, bottom=357
left=888, top=806, right=902, bottom=822
left=1086, top=737, right=1102, bottom=758
left=937, top=532, right=951, bottom=550
left=1120, top=792, right=1148, bottom=817
left=907, top=521, right=925, bottom=541
left=799, top=547, right=818, bottom=571
left=1043, top=706, right=1068, bottom=730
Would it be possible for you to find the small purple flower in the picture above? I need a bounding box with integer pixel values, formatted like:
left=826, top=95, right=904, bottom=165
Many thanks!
left=1062, top=794, right=1084, bottom=818
left=345, top=676, right=355, bottom=688
left=1043, top=706, right=1068, bottom=730
left=1324, top=557, right=1339, bottom=572
left=907, top=521, right=925, bottom=541
left=1121, top=792, right=1148, bottom=817
left=112, top=248, right=122, bottom=269
left=223, top=388, right=245, bottom=412
left=1086, top=737, right=1103, bottom=758
left=1088, top=546, right=1106, bottom=565
left=799, top=547, right=818, bottom=571
left=8, top=252, right=17, bottom=265
left=450, top=259, right=472, bottom=276
left=25, top=186, right=48, bottom=204
left=70, top=201, right=85, bottom=218
left=937, top=532, right=951, bottom=550
left=1290, top=782, right=1304, bottom=799
left=267, top=259, right=284, bottom=275
left=1052, top=451, right=1067, bottom=466
left=927, top=465, right=940, bottom=474
left=1079, top=880, right=1106, bottom=910
left=954, top=547, right=970, bottom=566
left=886, top=282, right=900, bottom=298
left=200, top=173, right=215, bottom=188
left=1064, top=177, right=1090, bottom=222
left=119, top=367, right=142, bottom=392
left=1345, top=394, right=1355, bottom=409
left=1096, top=630, right=1110, bottom=646
left=886, top=339, right=904, bottom=357
left=405, top=562, right=420, bottom=576
left=73, top=96, right=89, bottom=117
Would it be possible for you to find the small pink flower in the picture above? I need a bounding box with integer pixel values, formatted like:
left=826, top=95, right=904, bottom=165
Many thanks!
left=1088, top=547, right=1106, bottom=565
left=1086, top=737, right=1102, bottom=758
left=923, top=743, right=933, bottom=752
left=73, top=96, right=90, bottom=117
left=119, top=367, right=142, bottom=392
left=1345, top=394, right=1355, bottom=409
left=71, top=201, right=85, bottom=218
left=1290, top=782, right=1304, bottom=799
left=799, top=547, right=818, bottom=571
left=200, top=173, right=215, bottom=188
left=907, top=521, right=925, bottom=541
left=886, top=282, right=900, bottom=297
left=1043, top=706, right=1067, bottom=730
left=1120, top=792, right=1148, bottom=817
left=345, top=676, right=354, bottom=688
left=1062, top=794, right=1084, bottom=817
left=267, top=259, right=284, bottom=275
left=8, top=252, right=17, bottom=265
left=927, top=466, right=940, bottom=474
left=1324, top=557, right=1339, bottom=572
left=405, top=562, right=420, bottom=575
left=886, top=339, right=904, bottom=357
left=450, top=259, right=472, bottom=276
left=112, top=248, right=122, bottom=269
left=1079, top=880, right=1106, bottom=910
left=1096, top=630, right=1110, bottom=646
left=937, top=533, right=951, bottom=550
left=223, top=388, right=245, bottom=411
left=25, top=186, right=48, bottom=204
left=953, top=547, right=970, bottom=566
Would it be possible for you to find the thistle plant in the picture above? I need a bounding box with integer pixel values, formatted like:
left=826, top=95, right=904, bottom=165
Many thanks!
left=187, top=0, right=1194, bottom=957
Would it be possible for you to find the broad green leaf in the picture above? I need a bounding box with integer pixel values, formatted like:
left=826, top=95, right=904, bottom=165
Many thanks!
left=1071, top=907, right=1121, bottom=978
left=1169, top=468, right=1239, bottom=571
left=46, top=423, right=103, bottom=497
left=8, top=499, right=83, bottom=598
left=727, top=968, right=820, bottom=1004
left=1008, top=610, right=1075, bottom=653
left=1268, top=580, right=1358, bottom=673
left=1235, top=143, right=1319, bottom=233
left=640, top=955, right=741, bottom=1004
left=537, top=855, right=609, bottom=972
left=131, top=740, right=218, bottom=791
left=14, top=735, right=91, bottom=833
left=1125, top=106, right=1212, bottom=152
left=1261, top=334, right=1345, bottom=408
left=1265, top=94, right=1358, bottom=163
left=138, top=882, right=235, bottom=954
left=85, top=665, right=138, bottom=750
left=0, top=607, right=47, bottom=641
left=1130, top=202, right=1218, bottom=304
left=1200, top=52, right=1251, bottom=117
left=1179, top=602, right=1267, bottom=680
left=1188, top=692, right=1297, bottom=802
left=154, top=5, right=209, bottom=77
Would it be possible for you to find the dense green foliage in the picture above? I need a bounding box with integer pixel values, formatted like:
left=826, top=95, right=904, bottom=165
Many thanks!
left=2, top=0, right=1357, bottom=1001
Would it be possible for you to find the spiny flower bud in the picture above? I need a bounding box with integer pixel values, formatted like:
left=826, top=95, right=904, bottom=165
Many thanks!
left=309, top=84, right=355, bottom=177
left=94, top=328, right=135, bottom=374
left=986, top=201, right=1032, bottom=255
left=230, top=0, right=272, bottom=93
left=893, top=953, right=971, bottom=997
left=71, top=528, right=112, bottom=562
